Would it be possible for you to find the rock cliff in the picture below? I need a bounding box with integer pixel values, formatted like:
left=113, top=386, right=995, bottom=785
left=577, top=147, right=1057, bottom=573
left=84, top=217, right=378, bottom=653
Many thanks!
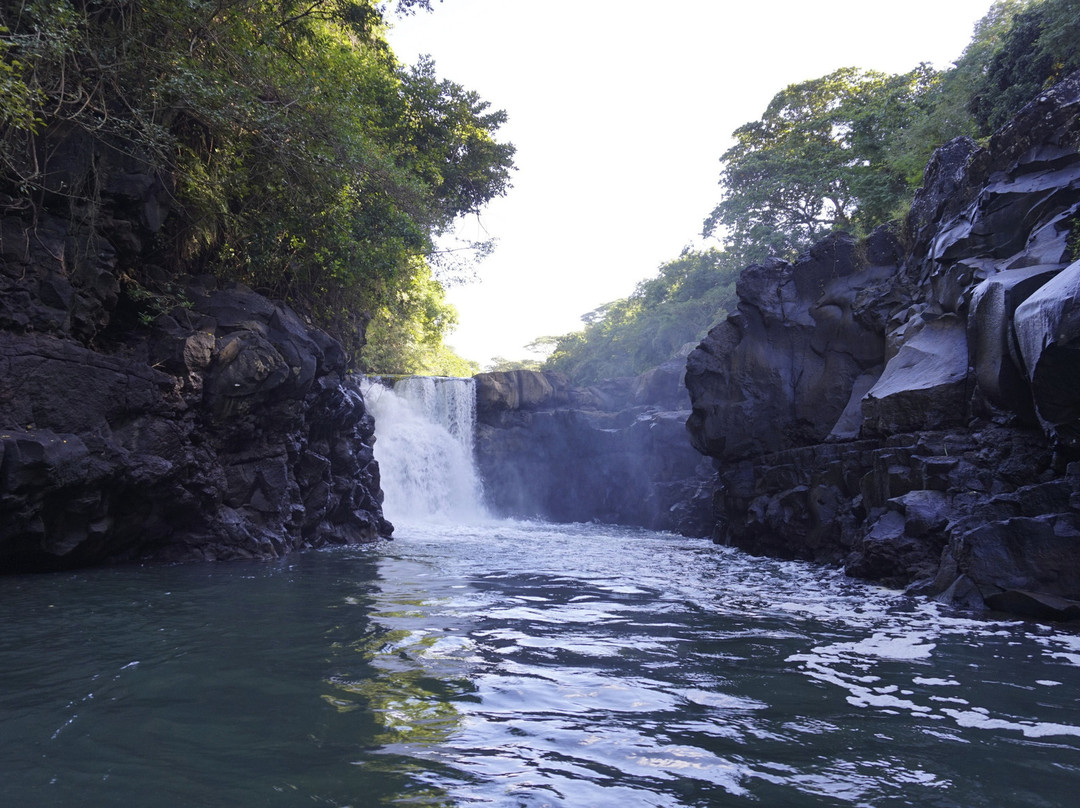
left=686, top=70, right=1080, bottom=619
left=474, top=364, right=715, bottom=536
left=0, top=138, right=390, bottom=572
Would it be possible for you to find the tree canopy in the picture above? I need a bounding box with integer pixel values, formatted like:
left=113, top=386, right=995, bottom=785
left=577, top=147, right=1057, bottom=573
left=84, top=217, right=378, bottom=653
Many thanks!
left=542, top=249, right=740, bottom=384
left=701, top=66, right=938, bottom=264
left=967, top=0, right=1080, bottom=131
left=703, top=0, right=1080, bottom=266
left=0, top=0, right=514, bottom=374
left=542, top=0, right=1079, bottom=386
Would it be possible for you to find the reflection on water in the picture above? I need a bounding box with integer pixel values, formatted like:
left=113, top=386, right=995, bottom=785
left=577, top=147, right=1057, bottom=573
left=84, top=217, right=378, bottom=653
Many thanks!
left=3, top=520, right=1080, bottom=807
left=324, top=595, right=475, bottom=749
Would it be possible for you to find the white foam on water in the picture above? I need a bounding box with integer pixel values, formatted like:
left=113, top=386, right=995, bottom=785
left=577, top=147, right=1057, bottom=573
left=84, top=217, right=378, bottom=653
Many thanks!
left=940, top=709, right=1080, bottom=738
left=845, top=633, right=937, bottom=660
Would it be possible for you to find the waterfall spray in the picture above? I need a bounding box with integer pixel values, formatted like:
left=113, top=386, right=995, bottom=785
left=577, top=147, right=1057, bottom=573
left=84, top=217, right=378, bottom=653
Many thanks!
left=364, top=377, right=487, bottom=525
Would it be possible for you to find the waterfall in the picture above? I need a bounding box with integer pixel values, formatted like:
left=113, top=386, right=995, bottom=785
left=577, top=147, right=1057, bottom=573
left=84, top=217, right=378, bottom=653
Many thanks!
left=364, top=376, right=487, bottom=525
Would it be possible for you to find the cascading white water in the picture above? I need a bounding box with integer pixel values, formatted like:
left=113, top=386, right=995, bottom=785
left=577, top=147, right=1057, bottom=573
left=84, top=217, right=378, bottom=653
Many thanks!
left=364, top=376, right=487, bottom=525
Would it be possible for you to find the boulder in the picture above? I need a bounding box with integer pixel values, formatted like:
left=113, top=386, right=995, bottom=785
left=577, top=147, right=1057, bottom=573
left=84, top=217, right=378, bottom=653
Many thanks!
left=861, top=314, right=969, bottom=435
left=0, top=113, right=389, bottom=573
left=474, top=369, right=569, bottom=412
left=1014, top=260, right=1080, bottom=447
left=954, top=513, right=1080, bottom=602
left=686, top=230, right=901, bottom=461
left=0, top=274, right=390, bottom=571
left=968, top=265, right=1060, bottom=418
left=906, top=136, right=979, bottom=258
left=685, top=70, right=1080, bottom=616
left=633, top=355, right=691, bottom=409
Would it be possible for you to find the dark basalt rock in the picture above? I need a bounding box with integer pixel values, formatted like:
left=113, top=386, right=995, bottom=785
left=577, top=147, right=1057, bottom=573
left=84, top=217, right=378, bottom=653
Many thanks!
left=685, top=70, right=1080, bottom=618
left=968, top=264, right=1059, bottom=420
left=0, top=282, right=391, bottom=572
left=686, top=229, right=903, bottom=461
left=474, top=367, right=715, bottom=537
left=861, top=314, right=969, bottom=436
left=0, top=141, right=389, bottom=572
left=1014, top=261, right=1080, bottom=446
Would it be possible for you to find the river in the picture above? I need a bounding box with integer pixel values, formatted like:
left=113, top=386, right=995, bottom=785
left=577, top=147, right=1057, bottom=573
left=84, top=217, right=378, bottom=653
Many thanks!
left=2, top=379, right=1080, bottom=807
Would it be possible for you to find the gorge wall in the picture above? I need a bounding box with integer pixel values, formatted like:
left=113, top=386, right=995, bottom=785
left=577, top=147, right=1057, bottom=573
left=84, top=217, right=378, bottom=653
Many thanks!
left=0, top=135, right=390, bottom=572
left=685, top=70, right=1080, bottom=620
left=473, top=364, right=716, bottom=537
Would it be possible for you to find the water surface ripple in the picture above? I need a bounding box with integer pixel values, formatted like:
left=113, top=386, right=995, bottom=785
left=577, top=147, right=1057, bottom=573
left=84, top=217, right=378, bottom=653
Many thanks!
left=3, top=521, right=1080, bottom=807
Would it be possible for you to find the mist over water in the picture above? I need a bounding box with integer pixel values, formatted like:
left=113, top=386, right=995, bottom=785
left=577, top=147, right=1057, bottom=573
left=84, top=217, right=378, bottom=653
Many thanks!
left=3, top=377, right=1080, bottom=806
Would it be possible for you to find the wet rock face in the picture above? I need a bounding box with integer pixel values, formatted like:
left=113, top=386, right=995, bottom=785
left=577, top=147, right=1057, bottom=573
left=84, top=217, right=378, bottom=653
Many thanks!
left=474, top=367, right=716, bottom=537
left=0, top=169, right=388, bottom=571
left=686, top=229, right=903, bottom=460
left=1014, top=261, right=1080, bottom=443
left=861, top=314, right=970, bottom=436
left=0, top=280, right=390, bottom=571
left=685, top=70, right=1080, bottom=619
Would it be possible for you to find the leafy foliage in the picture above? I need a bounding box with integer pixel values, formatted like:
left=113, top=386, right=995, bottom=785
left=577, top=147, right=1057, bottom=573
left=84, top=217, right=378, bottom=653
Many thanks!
left=968, top=0, right=1080, bottom=132
left=0, top=0, right=514, bottom=373
left=544, top=0, right=1080, bottom=386
left=542, top=250, right=740, bottom=384
left=1066, top=214, right=1080, bottom=262
left=702, top=66, right=939, bottom=264
left=703, top=0, right=1079, bottom=266
left=0, top=23, right=41, bottom=133
left=360, top=256, right=479, bottom=376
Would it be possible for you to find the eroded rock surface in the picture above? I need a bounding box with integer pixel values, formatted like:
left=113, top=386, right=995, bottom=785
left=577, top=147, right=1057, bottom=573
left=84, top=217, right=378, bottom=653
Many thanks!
left=474, top=365, right=715, bottom=537
left=686, top=70, right=1080, bottom=619
left=1, top=143, right=388, bottom=572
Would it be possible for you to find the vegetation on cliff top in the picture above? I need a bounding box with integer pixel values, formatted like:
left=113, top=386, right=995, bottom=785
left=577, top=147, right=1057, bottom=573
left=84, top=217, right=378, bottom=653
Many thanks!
left=541, top=249, right=740, bottom=382
left=0, top=0, right=513, bottom=375
left=539, top=0, right=1079, bottom=385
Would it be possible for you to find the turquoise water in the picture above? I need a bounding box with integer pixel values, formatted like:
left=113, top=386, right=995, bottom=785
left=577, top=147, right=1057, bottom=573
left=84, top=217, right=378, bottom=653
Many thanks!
left=3, top=520, right=1080, bottom=807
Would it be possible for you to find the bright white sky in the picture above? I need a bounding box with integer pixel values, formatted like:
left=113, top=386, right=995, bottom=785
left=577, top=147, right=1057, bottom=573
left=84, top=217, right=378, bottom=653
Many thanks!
left=385, top=0, right=996, bottom=368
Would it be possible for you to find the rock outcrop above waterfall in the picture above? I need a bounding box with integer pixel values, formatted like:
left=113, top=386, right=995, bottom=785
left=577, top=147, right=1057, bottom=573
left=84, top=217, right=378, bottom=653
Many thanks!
left=0, top=143, right=390, bottom=572
left=474, top=365, right=715, bottom=536
left=685, top=70, right=1080, bottom=619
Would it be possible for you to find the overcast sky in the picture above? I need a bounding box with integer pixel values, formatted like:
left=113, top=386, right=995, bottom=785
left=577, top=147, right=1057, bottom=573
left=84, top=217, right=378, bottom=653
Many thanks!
left=385, top=0, right=997, bottom=368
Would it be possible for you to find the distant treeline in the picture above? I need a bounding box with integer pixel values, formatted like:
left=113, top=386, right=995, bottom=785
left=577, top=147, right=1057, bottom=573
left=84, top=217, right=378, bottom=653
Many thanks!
left=536, top=0, right=1079, bottom=385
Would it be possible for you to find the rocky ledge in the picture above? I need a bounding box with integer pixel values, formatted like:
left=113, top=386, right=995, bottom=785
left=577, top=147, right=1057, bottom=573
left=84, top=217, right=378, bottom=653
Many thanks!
left=685, top=70, right=1080, bottom=620
left=474, top=364, right=715, bottom=537
left=1, top=145, right=389, bottom=572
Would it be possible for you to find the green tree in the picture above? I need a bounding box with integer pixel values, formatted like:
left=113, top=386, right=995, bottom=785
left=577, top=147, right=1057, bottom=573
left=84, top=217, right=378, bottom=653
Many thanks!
left=1032, top=0, right=1080, bottom=79
left=543, top=0, right=1080, bottom=389
left=0, top=0, right=513, bottom=373
left=968, top=0, right=1080, bottom=132
left=0, top=23, right=41, bottom=133
left=703, top=67, right=936, bottom=263
left=543, top=249, right=740, bottom=384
